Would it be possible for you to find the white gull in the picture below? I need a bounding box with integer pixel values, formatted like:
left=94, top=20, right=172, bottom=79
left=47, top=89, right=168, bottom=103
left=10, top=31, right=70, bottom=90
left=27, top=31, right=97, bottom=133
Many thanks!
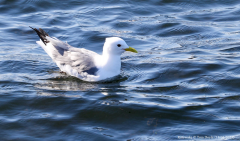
left=30, top=27, right=137, bottom=82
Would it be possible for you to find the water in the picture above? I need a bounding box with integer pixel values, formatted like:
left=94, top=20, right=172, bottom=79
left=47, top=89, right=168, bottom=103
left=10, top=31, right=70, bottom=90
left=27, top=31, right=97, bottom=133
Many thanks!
left=1, top=0, right=240, bottom=140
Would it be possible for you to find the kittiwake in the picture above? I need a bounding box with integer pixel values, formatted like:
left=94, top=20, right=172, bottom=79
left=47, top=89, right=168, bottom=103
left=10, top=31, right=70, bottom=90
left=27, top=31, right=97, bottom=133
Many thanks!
left=30, top=27, right=138, bottom=82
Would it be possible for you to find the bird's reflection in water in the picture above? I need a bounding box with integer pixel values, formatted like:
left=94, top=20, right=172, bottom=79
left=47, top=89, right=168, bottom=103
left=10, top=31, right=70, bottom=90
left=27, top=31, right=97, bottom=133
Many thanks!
left=35, top=73, right=128, bottom=97
left=36, top=77, right=97, bottom=91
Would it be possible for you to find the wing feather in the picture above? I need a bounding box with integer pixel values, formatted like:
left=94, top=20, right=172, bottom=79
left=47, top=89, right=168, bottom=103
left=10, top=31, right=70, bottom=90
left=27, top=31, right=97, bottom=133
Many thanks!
left=31, top=27, right=100, bottom=77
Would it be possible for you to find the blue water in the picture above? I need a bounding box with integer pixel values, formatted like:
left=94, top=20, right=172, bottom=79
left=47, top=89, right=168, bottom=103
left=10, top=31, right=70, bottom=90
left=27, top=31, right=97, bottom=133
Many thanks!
left=1, top=0, right=240, bottom=140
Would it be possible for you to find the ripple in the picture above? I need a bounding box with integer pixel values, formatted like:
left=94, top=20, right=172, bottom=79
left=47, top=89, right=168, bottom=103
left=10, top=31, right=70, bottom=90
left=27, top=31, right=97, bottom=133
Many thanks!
left=1, top=0, right=240, bottom=140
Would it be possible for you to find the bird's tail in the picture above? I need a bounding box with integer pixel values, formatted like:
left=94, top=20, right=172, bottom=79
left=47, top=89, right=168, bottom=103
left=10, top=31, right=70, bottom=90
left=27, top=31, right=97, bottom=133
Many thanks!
left=30, top=26, right=70, bottom=50
left=30, top=26, right=50, bottom=45
left=30, top=26, right=59, bottom=59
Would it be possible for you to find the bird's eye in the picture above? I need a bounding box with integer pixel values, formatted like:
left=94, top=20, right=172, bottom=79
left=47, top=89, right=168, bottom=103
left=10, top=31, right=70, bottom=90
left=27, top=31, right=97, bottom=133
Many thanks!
left=117, top=44, right=121, bottom=47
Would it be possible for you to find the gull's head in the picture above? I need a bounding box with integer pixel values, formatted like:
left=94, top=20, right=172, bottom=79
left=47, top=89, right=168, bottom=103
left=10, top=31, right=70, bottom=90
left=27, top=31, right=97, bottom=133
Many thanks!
left=103, top=37, right=138, bottom=56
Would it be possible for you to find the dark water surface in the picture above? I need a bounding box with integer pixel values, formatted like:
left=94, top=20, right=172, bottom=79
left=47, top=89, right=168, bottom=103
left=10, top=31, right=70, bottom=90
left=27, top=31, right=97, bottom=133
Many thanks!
left=1, top=0, right=240, bottom=140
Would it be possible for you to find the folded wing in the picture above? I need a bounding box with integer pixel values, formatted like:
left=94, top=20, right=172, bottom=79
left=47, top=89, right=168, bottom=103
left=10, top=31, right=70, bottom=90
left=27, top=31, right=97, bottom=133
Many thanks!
left=30, top=27, right=100, bottom=78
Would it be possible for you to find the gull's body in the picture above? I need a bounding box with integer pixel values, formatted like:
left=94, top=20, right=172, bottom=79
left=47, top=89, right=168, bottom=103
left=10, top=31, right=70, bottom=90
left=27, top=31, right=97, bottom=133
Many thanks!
left=30, top=27, right=137, bottom=82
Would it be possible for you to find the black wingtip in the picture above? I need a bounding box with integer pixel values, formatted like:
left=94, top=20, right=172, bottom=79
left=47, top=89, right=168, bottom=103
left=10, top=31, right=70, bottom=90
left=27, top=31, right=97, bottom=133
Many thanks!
left=30, top=26, right=50, bottom=45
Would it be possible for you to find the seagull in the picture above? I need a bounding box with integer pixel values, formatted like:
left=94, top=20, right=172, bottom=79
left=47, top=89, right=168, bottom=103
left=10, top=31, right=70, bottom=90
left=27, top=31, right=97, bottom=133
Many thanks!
left=30, top=27, right=138, bottom=82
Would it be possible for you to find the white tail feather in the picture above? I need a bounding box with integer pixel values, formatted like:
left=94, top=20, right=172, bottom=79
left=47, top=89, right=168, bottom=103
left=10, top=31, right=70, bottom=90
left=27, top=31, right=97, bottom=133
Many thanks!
left=36, top=40, right=56, bottom=59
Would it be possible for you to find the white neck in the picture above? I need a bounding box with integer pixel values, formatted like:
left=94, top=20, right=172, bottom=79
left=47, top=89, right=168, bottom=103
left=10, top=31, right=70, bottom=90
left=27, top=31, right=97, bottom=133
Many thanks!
left=101, top=53, right=121, bottom=72
left=94, top=53, right=121, bottom=79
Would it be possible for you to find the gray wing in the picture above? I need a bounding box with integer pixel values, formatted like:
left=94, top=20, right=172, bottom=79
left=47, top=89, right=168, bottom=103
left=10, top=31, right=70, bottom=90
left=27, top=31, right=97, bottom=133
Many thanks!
left=30, top=27, right=99, bottom=76
left=52, top=43, right=99, bottom=76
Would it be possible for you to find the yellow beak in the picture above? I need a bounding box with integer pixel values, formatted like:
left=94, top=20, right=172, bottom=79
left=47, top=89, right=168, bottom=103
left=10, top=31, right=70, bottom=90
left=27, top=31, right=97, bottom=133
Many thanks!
left=124, top=47, right=138, bottom=53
